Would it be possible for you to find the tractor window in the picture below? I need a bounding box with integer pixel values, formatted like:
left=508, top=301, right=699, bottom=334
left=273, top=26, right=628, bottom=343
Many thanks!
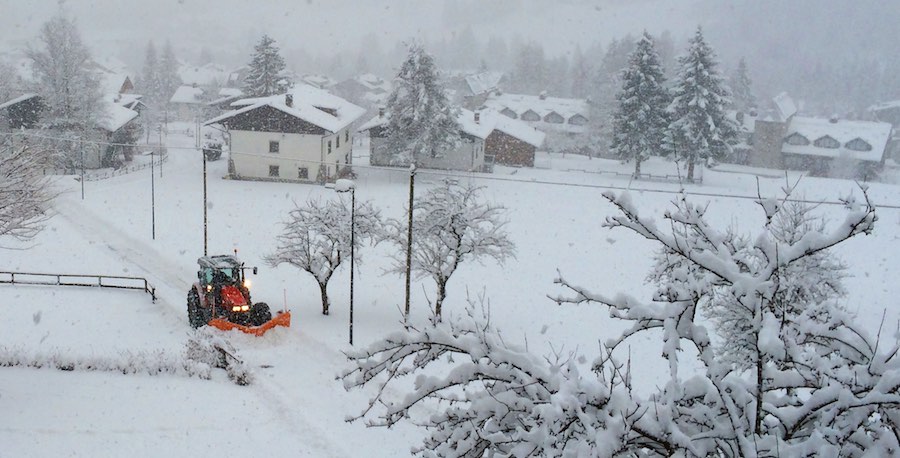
left=203, top=268, right=214, bottom=284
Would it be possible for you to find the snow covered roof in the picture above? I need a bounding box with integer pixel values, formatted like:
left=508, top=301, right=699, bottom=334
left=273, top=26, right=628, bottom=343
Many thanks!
left=170, top=85, right=206, bottom=104
left=869, top=99, right=900, bottom=113
left=206, top=88, right=244, bottom=106
left=482, top=92, right=589, bottom=129
left=98, top=102, right=139, bottom=133
left=356, top=73, right=390, bottom=92
left=206, top=84, right=365, bottom=133
left=301, top=74, right=337, bottom=89
left=782, top=116, right=892, bottom=162
left=179, top=63, right=229, bottom=87
left=358, top=107, right=544, bottom=147
left=772, top=92, right=797, bottom=121
left=0, top=93, right=39, bottom=110
left=465, top=71, right=503, bottom=96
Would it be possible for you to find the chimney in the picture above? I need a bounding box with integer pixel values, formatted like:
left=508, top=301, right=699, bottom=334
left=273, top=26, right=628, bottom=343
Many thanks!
left=539, top=90, right=548, bottom=100
left=829, top=115, right=839, bottom=124
left=378, top=107, right=385, bottom=117
left=474, top=111, right=480, bottom=123
left=285, top=94, right=294, bottom=108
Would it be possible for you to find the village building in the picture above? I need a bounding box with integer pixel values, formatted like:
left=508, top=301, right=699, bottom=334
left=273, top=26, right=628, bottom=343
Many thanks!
left=359, top=107, right=543, bottom=171
left=482, top=91, right=589, bottom=154
left=731, top=93, right=892, bottom=179
left=169, top=85, right=207, bottom=121
left=204, top=84, right=365, bottom=183
left=0, top=94, right=43, bottom=132
left=331, top=73, right=391, bottom=109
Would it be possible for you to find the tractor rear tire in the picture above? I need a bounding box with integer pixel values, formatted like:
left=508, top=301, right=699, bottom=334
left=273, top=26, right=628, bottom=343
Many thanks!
left=250, top=302, right=272, bottom=326
left=187, top=289, right=207, bottom=328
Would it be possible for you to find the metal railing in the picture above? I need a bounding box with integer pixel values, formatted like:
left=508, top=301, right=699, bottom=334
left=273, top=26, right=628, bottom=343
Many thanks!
left=0, top=271, right=156, bottom=302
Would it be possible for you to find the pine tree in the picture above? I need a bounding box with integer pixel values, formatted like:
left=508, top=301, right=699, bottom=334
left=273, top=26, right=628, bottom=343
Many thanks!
left=610, top=32, right=670, bottom=178
left=666, top=27, right=737, bottom=182
left=242, top=35, right=291, bottom=98
left=138, top=41, right=161, bottom=104
left=26, top=14, right=104, bottom=131
left=731, top=57, right=756, bottom=113
left=384, top=43, right=460, bottom=165
left=157, top=41, right=182, bottom=103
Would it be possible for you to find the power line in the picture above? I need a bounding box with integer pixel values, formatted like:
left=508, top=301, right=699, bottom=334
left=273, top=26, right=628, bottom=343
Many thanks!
left=3, top=130, right=898, bottom=210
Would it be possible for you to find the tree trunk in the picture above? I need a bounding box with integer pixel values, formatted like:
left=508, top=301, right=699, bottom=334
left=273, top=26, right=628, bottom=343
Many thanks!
left=634, top=158, right=642, bottom=179
left=318, top=281, right=330, bottom=315
left=687, top=161, right=695, bottom=182
left=434, top=279, right=447, bottom=321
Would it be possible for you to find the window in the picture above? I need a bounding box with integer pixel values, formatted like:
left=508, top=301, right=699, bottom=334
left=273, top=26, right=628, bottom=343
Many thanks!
left=813, top=135, right=840, bottom=149
left=298, top=167, right=308, bottom=179
left=345, top=130, right=349, bottom=142
left=521, top=110, right=541, bottom=122
left=328, top=140, right=332, bottom=154
left=269, top=165, right=280, bottom=177
left=784, top=133, right=810, bottom=146
left=269, top=141, right=280, bottom=153
left=336, top=134, right=340, bottom=148
left=845, top=138, right=872, bottom=152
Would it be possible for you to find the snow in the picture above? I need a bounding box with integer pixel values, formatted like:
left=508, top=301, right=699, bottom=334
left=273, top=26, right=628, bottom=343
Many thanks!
left=169, top=85, right=205, bottom=104
left=1, top=125, right=899, bottom=455
left=782, top=116, right=892, bottom=162
left=212, top=84, right=365, bottom=133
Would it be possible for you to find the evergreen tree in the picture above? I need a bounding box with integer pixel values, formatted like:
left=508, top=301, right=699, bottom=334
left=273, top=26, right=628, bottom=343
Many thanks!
left=158, top=40, right=182, bottom=102
left=510, top=42, right=548, bottom=94
left=731, top=57, right=756, bottom=112
left=383, top=43, right=460, bottom=165
left=138, top=41, right=161, bottom=104
left=26, top=14, right=104, bottom=131
left=242, top=35, right=291, bottom=98
left=610, top=32, right=670, bottom=178
left=666, top=27, right=737, bottom=182
left=588, top=36, right=636, bottom=155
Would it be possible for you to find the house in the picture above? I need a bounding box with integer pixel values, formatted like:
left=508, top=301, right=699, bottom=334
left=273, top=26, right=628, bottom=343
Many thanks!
left=331, top=74, right=391, bottom=108
left=481, top=91, right=589, bottom=154
left=179, top=62, right=229, bottom=88
left=169, top=85, right=207, bottom=120
left=739, top=93, right=892, bottom=178
left=300, top=74, right=337, bottom=90
left=204, top=84, right=365, bottom=183
left=0, top=94, right=44, bottom=131
left=444, top=71, right=505, bottom=110
left=359, top=107, right=543, bottom=171
left=868, top=99, right=900, bottom=161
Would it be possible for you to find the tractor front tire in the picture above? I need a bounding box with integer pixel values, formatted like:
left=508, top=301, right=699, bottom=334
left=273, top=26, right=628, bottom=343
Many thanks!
left=187, top=289, right=207, bottom=328
left=250, top=302, right=272, bottom=326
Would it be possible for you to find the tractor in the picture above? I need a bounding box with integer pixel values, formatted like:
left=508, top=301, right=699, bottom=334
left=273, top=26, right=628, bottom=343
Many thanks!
left=187, top=255, right=290, bottom=335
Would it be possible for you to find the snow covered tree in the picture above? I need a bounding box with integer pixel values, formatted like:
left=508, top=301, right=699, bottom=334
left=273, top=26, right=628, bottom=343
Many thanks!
left=730, top=57, right=756, bottom=113
left=509, top=41, right=549, bottom=95
left=385, top=179, right=514, bottom=320
left=0, top=143, right=56, bottom=242
left=666, top=27, right=738, bottom=182
left=265, top=197, right=382, bottom=315
left=342, top=185, right=900, bottom=456
left=157, top=40, right=181, bottom=103
left=138, top=41, right=162, bottom=104
left=610, top=32, right=670, bottom=178
left=383, top=43, right=460, bottom=165
left=26, top=14, right=104, bottom=131
left=242, top=35, right=291, bottom=98
left=588, top=36, right=636, bottom=155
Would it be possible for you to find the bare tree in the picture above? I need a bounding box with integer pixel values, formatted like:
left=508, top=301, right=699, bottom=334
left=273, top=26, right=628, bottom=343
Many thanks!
left=0, top=143, right=55, bottom=244
left=386, top=179, right=514, bottom=320
left=342, top=187, right=900, bottom=456
left=265, top=197, right=381, bottom=315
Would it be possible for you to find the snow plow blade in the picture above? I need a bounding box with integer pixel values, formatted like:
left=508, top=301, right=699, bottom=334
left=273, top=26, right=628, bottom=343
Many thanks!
left=208, top=311, right=292, bottom=336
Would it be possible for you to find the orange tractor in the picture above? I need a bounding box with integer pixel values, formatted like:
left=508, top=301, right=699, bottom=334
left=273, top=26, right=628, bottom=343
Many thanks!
left=187, top=255, right=290, bottom=336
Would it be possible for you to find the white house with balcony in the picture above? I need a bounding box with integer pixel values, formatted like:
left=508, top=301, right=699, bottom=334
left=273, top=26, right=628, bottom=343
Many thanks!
left=204, top=85, right=365, bottom=183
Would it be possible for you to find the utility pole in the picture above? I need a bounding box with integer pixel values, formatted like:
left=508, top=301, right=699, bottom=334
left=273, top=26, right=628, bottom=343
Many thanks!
left=151, top=151, right=156, bottom=240
left=203, top=148, right=208, bottom=256
left=404, top=164, right=416, bottom=321
left=80, top=140, right=85, bottom=200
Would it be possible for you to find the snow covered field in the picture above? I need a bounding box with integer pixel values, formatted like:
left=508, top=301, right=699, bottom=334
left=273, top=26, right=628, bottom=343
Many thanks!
left=1, top=127, right=899, bottom=456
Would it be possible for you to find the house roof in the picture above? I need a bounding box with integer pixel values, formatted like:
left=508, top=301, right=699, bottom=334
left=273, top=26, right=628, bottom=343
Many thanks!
left=781, top=116, right=892, bottom=162
left=170, top=85, right=206, bottom=104
left=772, top=92, right=798, bottom=121
left=482, top=92, right=589, bottom=132
left=206, top=88, right=244, bottom=106
left=358, top=107, right=544, bottom=147
left=0, top=93, right=39, bottom=110
left=179, top=62, right=229, bottom=87
left=98, top=102, right=139, bottom=133
left=465, top=71, right=503, bottom=96
left=206, top=84, right=365, bottom=133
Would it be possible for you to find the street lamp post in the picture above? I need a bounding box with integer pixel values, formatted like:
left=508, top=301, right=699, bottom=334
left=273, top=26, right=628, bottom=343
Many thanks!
left=334, top=178, right=356, bottom=346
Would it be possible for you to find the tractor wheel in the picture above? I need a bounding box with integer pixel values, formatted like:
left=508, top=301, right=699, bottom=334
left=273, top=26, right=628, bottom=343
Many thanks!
left=187, top=289, right=207, bottom=328
left=250, top=302, right=272, bottom=326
